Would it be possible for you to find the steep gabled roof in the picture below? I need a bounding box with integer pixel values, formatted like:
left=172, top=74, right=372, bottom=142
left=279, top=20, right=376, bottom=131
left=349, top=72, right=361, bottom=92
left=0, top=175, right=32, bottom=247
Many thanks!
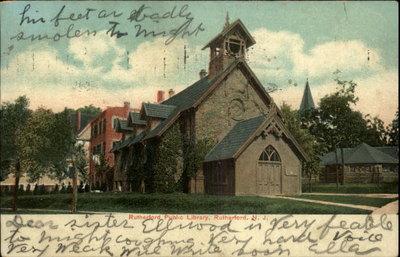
left=145, top=60, right=277, bottom=140
left=144, top=109, right=181, bottom=140
left=112, top=130, right=146, bottom=152
left=299, top=79, right=315, bottom=114
left=205, top=111, right=309, bottom=163
left=115, top=119, right=133, bottom=133
left=127, top=112, right=146, bottom=126
left=205, top=115, right=265, bottom=162
left=141, top=103, right=176, bottom=119
left=202, top=19, right=256, bottom=50
left=77, top=122, right=91, bottom=141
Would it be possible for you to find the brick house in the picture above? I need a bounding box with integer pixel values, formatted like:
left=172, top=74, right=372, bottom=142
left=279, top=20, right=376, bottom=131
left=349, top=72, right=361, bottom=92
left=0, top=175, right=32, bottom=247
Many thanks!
left=89, top=102, right=131, bottom=189
left=113, top=19, right=308, bottom=195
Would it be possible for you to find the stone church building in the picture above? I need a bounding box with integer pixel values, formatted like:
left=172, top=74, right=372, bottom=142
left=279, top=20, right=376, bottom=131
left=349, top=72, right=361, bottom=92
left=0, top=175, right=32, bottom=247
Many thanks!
left=113, top=19, right=308, bottom=196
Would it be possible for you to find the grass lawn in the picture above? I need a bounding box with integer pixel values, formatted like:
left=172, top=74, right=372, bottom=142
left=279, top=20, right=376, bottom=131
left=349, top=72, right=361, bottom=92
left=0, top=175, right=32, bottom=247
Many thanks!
left=303, top=183, right=398, bottom=194
left=0, top=192, right=371, bottom=214
left=296, top=194, right=397, bottom=207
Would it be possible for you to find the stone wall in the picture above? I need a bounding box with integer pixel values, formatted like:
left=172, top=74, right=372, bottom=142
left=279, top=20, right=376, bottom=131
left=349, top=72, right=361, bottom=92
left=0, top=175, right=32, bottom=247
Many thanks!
left=195, top=68, right=269, bottom=143
left=322, top=164, right=398, bottom=184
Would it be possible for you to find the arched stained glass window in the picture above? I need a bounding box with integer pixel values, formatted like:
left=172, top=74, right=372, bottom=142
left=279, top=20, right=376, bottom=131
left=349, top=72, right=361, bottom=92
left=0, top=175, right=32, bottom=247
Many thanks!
left=258, top=145, right=281, bottom=162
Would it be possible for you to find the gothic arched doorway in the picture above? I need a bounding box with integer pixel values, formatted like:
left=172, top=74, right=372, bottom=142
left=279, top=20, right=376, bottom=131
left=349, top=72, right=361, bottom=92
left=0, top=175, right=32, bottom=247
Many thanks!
left=257, top=145, right=282, bottom=195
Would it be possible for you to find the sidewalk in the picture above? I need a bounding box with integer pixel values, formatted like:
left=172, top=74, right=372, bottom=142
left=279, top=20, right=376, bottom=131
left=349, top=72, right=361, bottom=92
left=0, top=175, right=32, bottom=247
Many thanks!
left=371, top=200, right=398, bottom=215
left=302, top=193, right=398, bottom=199
left=263, top=195, right=377, bottom=211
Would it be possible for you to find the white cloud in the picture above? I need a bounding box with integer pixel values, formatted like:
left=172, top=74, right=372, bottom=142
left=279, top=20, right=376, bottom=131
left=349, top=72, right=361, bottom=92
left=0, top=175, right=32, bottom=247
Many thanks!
left=1, top=32, right=207, bottom=112
left=1, top=28, right=396, bottom=125
left=248, top=28, right=383, bottom=81
left=293, top=40, right=382, bottom=77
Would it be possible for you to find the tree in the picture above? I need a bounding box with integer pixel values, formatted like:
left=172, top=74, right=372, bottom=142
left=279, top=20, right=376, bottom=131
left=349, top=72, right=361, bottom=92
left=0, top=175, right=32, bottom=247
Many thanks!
left=281, top=103, right=321, bottom=192
left=364, top=115, right=388, bottom=146
left=1, top=96, right=31, bottom=211
left=94, top=154, right=113, bottom=192
left=387, top=111, right=399, bottom=146
left=18, top=107, right=86, bottom=213
left=67, top=143, right=87, bottom=213
left=306, top=78, right=385, bottom=152
left=76, top=105, right=102, bottom=132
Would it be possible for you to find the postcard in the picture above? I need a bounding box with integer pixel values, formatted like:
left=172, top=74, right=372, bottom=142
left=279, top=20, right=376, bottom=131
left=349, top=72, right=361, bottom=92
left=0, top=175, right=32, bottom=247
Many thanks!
left=1, top=1, right=398, bottom=256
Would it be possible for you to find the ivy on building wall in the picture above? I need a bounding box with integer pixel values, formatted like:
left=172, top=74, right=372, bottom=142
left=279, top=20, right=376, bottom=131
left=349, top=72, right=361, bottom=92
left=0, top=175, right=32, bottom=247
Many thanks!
left=145, top=123, right=183, bottom=193
left=126, top=144, right=146, bottom=192
left=181, top=136, right=215, bottom=192
left=121, top=116, right=215, bottom=194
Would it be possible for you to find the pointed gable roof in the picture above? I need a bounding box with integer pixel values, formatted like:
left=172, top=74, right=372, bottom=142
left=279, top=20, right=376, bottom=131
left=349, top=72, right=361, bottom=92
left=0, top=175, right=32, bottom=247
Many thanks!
left=127, top=112, right=146, bottom=126
left=202, top=19, right=256, bottom=50
left=144, top=60, right=279, bottom=140
left=299, top=79, right=315, bottom=114
left=205, top=115, right=265, bottom=162
left=115, top=119, right=133, bottom=133
left=141, top=103, right=176, bottom=119
left=205, top=110, right=309, bottom=163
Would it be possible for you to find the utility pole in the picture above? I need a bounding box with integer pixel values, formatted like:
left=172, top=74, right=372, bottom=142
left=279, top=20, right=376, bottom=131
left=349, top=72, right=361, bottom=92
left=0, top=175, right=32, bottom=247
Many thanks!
left=340, top=147, right=345, bottom=185
left=334, top=148, right=339, bottom=190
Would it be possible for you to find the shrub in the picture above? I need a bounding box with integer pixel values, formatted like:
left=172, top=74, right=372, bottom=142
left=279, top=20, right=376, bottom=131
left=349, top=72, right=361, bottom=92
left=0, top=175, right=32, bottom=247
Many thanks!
left=52, top=184, right=59, bottom=194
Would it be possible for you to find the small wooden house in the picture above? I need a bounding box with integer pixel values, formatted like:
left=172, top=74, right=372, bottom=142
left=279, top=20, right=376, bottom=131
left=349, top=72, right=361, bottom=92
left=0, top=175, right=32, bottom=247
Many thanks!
left=320, top=143, right=398, bottom=184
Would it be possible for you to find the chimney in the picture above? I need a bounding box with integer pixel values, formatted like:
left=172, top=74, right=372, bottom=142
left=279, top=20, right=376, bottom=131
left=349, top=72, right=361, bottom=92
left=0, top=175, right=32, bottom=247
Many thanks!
left=199, top=69, right=207, bottom=79
left=123, top=101, right=130, bottom=109
left=156, top=90, right=165, bottom=103
left=168, top=89, right=175, bottom=98
left=76, top=111, right=81, bottom=132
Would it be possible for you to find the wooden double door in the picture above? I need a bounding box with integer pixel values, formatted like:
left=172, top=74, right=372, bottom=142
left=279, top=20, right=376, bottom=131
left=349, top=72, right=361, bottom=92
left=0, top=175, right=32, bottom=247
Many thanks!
left=257, top=162, right=282, bottom=195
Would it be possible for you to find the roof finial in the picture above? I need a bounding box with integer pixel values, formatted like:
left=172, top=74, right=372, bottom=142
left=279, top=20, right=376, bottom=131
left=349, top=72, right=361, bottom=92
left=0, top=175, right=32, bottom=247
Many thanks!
left=224, top=12, right=230, bottom=29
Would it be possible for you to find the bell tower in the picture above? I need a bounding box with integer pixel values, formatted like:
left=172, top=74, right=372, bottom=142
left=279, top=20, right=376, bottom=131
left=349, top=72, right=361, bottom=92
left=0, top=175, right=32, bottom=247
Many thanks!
left=202, top=16, right=256, bottom=78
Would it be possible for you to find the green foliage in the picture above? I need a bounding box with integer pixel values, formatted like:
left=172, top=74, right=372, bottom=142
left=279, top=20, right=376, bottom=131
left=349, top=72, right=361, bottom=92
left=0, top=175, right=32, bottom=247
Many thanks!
left=306, top=78, right=388, bottom=152
left=16, top=108, right=77, bottom=182
left=364, top=115, right=388, bottom=146
left=183, top=137, right=214, bottom=182
left=76, top=105, right=102, bottom=117
left=127, top=145, right=146, bottom=192
left=281, top=103, right=321, bottom=189
left=152, top=124, right=183, bottom=193
left=32, top=184, right=39, bottom=195
left=387, top=111, right=399, bottom=146
left=53, top=184, right=60, bottom=193
left=70, top=143, right=88, bottom=182
left=1, top=96, right=31, bottom=179
left=94, top=153, right=113, bottom=191
left=60, top=184, right=67, bottom=193
left=67, top=183, right=73, bottom=193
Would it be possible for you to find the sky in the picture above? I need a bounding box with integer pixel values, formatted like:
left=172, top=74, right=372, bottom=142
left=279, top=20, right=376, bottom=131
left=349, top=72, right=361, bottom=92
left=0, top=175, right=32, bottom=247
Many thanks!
left=1, top=1, right=398, bottom=124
